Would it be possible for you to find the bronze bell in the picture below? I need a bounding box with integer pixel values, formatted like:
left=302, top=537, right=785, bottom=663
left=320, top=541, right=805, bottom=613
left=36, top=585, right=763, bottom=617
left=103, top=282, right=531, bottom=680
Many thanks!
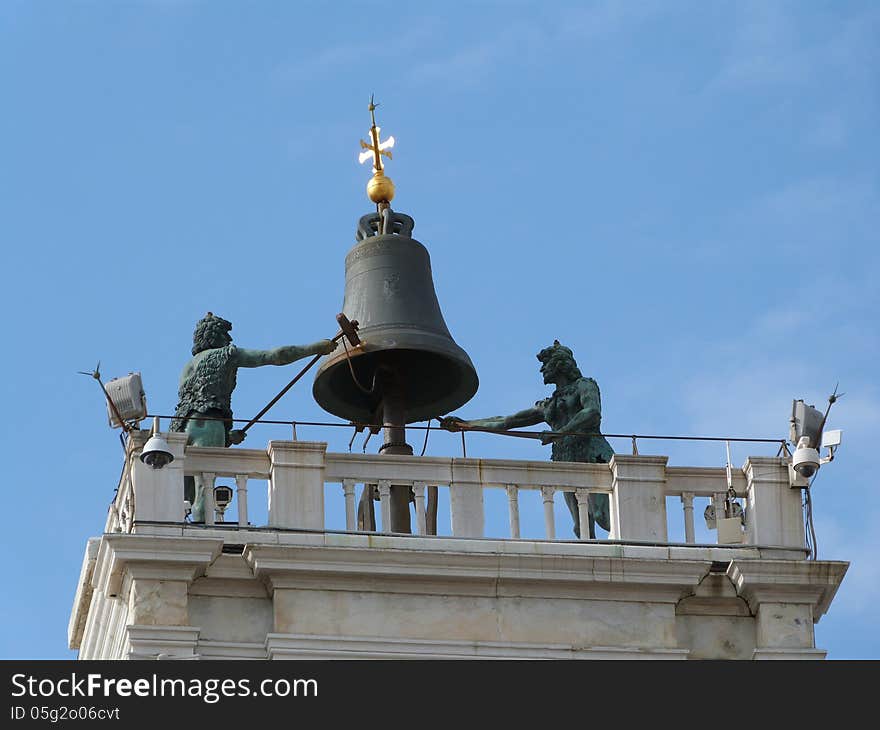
left=313, top=209, right=478, bottom=426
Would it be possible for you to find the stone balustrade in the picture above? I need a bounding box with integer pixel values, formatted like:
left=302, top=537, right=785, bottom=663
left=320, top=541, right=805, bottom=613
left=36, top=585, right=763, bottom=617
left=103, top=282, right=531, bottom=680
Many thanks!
left=112, top=430, right=808, bottom=554
left=71, top=431, right=847, bottom=661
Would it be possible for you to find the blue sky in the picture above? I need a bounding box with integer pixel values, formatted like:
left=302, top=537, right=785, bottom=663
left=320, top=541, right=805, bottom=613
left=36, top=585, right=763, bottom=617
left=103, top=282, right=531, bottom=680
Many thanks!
left=1, top=1, right=877, bottom=659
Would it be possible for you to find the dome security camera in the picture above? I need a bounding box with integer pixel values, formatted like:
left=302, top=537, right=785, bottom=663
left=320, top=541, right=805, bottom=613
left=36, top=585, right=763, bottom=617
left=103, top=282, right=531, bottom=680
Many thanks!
left=140, top=417, right=174, bottom=470
left=141, top=434, right=174, bottom=469
left=792, top=436, right=820, bottom=479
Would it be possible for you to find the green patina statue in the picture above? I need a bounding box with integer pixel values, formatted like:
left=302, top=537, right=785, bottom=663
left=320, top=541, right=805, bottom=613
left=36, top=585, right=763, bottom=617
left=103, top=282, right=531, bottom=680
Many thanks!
left=441, top=340, right=614, bottom=539
left=170, top=312, right=337, bottom=521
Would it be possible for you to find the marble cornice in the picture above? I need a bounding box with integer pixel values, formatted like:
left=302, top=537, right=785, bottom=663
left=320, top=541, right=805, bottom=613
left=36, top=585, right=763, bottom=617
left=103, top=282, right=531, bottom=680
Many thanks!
left=726, top=559, right=849, bottom=619
left=92, top=534, right=224, bottom=598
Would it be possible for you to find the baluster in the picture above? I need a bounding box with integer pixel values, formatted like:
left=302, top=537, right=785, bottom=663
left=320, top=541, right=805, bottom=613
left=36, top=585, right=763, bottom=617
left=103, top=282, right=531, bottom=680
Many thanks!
left=342, top=479, right=357, bottom=531
left=541, top=486, right=556, bottom=539
left=681, top=491, right=695, bottom=544
left=202, top=472, right=216, bottom=526
left=506, top=485, right=520, bottom=539
left=235, top=474, right=249, bottom=527
left=412, top=482, right=427, bottom=535
left=377, top=480, right=392, bottom=533
left=575, top=489, right=591, bottom=541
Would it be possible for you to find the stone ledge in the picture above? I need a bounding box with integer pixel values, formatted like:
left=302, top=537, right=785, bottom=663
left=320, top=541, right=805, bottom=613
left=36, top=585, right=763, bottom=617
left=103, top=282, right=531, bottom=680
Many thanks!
left=265, top=633, right=689, bottom=660
left=197, top=640, right=267, bottom=660
left=246, top=543, right=712, bottom=602
left=124, top=625, right=201, bottom=659
left=752, top=648, right=828, bottom=660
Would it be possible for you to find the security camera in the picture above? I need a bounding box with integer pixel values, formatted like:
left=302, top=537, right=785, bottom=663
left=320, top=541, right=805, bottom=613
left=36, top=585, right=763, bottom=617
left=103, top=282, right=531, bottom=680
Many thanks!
left=792, top=436, right=820, bottom=479
left=213, top=485, right=234, bottom=522
left=214, top=486, right=233, bottom=509
left=141, top=436, right=174, bottom=469
left=140, top=416, right=174, bottom=470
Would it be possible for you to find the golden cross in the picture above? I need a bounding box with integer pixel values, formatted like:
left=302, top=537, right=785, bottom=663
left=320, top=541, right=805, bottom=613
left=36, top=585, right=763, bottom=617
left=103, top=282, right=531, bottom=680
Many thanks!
left=358, top=95, right=394, bottom=172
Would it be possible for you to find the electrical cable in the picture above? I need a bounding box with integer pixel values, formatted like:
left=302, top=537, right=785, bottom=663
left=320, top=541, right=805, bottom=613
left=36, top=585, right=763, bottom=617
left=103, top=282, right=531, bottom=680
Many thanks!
left=342, top=337, right=378, bottom=395
left=804, top=472, right=819, bottom=560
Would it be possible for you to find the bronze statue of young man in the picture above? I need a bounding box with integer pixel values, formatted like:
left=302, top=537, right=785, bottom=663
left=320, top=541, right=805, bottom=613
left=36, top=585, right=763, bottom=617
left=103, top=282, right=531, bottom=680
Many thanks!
left=441, top=340, right=613, bottom=539
left=170, top=312, right=337, bottom=521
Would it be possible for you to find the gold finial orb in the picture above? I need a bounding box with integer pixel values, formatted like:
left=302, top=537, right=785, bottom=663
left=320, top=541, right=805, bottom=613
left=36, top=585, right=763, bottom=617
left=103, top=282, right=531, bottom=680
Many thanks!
left=367, top=171, right=395, bottom=204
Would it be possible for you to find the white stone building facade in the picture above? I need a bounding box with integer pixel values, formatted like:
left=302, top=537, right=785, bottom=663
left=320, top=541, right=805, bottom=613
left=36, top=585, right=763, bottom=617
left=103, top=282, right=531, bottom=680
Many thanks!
left=69, top=431, right=847, bottom=659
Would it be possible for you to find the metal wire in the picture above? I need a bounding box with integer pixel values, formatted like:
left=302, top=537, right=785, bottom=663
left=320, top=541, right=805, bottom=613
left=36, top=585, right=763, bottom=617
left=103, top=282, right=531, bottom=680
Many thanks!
left=144, top=412, right=786, bottom=446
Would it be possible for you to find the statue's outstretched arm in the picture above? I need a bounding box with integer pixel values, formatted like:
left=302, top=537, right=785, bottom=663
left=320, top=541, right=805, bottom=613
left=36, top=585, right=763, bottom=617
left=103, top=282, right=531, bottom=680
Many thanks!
left=441, top=406, right=544, bottom=432
left=233, top=340, right=337, bottom=368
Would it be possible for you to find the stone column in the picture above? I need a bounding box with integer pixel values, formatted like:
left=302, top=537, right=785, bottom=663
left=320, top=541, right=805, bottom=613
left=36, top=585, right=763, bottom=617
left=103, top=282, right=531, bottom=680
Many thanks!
left=742, top=457, right=805, bottom=549
left=130, top=431, right=188, bottom=523
left=609, top=455, right=668, bottom=542
left=267, top=441, right=327, bottom=530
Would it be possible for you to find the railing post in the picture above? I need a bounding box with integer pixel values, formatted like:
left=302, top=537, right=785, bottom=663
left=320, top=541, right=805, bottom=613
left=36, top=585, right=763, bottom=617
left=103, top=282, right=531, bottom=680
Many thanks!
left=506, top=485, right=520, bottom=539
left=377, top=480, right=392, bottom=532
left=412, top=482, right=427, bottom=536
left=450, top=461, right=485, bottom=538
left=129, top=431, right=188, bottom=523
left=575, top=489, right=591, bottom=542
left=609, top=455, right=668, bottom=542
left=342, top=479, right=357, bottom=531
left=235, top=474, right=249, bottom=527
left=541, top=487, right=556, bottom=539
left=267, top=441, right=327, bottom=530
left=743, top=457, right=805, bottom=548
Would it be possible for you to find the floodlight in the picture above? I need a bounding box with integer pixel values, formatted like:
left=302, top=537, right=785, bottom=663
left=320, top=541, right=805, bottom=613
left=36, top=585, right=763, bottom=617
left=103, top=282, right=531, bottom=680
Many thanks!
left=105, top=373, right=148, bottom=428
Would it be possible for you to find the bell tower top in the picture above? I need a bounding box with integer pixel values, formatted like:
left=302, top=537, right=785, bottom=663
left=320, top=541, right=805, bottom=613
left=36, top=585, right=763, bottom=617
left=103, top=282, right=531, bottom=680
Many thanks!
left=358, top=95, right=396, bottom=209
